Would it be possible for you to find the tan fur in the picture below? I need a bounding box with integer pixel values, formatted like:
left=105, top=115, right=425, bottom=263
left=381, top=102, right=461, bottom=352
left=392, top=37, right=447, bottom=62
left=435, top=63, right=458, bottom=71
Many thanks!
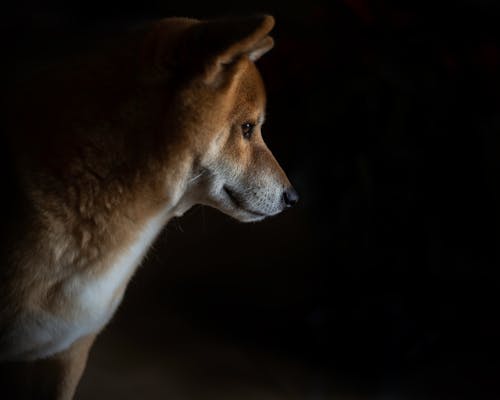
left=0, top=15, right=296, bottom=398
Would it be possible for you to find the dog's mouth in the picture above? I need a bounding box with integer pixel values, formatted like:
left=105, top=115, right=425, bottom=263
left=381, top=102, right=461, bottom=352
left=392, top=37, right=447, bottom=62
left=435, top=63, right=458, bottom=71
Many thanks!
left=223, top=186, right=267, bottom=217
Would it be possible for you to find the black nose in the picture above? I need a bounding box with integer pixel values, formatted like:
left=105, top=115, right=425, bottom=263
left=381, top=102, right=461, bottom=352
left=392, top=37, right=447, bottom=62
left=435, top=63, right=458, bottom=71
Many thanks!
left=283, top=187, right=299, bottom=207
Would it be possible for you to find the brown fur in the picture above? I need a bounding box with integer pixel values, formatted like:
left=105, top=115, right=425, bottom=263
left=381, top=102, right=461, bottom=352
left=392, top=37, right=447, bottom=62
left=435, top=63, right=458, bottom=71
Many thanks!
left=0, top=15, right=294, bottom=398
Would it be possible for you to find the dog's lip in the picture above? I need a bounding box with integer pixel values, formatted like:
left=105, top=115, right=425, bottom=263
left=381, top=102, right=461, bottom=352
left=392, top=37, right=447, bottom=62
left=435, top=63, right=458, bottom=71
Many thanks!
left=223, top=186, right=267, bottom=217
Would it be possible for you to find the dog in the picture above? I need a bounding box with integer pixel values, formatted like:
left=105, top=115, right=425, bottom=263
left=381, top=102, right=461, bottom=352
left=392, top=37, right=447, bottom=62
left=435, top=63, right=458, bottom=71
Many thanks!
left=0, top=15, right=297, bottom=399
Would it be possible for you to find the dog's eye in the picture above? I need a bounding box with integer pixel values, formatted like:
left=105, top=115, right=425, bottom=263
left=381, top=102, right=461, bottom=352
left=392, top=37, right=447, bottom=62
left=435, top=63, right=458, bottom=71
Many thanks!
left=241, top=122, right=255, bottom=139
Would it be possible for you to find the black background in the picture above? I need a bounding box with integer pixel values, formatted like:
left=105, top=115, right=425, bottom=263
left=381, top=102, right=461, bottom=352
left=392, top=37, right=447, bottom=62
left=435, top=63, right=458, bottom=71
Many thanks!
left=2, top=1, right=500, bottom=399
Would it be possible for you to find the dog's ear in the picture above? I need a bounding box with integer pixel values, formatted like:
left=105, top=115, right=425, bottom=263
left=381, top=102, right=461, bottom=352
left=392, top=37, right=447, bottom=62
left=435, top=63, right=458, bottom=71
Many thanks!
left=185, top=15, right=275, bottom=84
left=144, top=15, right=274, bottom=84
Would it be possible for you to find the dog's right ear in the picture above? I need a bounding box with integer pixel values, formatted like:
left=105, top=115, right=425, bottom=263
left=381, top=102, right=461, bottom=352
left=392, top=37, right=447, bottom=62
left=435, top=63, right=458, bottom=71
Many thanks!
left=144, top=15, right=275, bottom=85
left=188, top=15, right=275, bottom=84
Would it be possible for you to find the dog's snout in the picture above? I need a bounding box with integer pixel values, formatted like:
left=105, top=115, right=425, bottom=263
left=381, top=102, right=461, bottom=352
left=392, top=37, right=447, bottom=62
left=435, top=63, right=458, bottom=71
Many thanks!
left=283, top=187, right=299, bottom=208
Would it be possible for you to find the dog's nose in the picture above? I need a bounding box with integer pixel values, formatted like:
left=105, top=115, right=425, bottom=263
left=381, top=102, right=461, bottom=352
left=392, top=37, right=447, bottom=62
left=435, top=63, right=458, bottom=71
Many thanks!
left=283, top=187, right=299, bottom=207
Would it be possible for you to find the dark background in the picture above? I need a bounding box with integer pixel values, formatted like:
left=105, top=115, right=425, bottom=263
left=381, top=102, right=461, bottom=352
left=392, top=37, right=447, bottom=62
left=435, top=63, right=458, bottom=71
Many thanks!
left=2, top=1, right=500, bottom=399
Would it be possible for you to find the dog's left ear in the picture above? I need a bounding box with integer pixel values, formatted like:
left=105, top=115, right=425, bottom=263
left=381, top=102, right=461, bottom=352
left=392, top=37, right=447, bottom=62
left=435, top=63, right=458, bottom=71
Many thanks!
left=188, top=15, right=275, bottom=84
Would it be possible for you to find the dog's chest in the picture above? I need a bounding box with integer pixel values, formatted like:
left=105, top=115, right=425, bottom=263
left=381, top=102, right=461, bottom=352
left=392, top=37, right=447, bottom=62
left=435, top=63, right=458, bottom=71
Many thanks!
left=62, top=213, right=168, bottom=342
left=3, top=212, right=168, bottom=361
left=70, top=214, right=167, bottom=327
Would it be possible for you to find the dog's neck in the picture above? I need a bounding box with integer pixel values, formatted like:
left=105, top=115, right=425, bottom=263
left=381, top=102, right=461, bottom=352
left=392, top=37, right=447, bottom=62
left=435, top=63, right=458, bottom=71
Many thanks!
left=3, top=30, right=204, bottom=279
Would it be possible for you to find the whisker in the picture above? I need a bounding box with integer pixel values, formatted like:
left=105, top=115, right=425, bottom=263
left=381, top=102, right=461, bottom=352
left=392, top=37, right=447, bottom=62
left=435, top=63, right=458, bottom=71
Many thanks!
left=174, top=217, right=184, bottom=233
left=189, top=171, right=205, bottom=183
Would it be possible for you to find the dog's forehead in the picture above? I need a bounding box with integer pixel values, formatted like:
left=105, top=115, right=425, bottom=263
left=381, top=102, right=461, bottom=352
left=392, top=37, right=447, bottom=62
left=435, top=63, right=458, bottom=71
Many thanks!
left=234, top=61, right=267, bottom=112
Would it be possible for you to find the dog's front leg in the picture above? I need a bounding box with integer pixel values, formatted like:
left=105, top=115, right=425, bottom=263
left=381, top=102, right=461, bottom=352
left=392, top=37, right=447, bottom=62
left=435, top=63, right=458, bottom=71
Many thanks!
left=36, top=333, right=97, bottom=400
left=0, top=333, right=96, bottom=400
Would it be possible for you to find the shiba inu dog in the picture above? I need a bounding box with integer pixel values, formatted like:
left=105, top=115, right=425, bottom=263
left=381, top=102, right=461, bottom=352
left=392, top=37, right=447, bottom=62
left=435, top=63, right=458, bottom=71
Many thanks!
left=0, top=15, right=297, bottom=399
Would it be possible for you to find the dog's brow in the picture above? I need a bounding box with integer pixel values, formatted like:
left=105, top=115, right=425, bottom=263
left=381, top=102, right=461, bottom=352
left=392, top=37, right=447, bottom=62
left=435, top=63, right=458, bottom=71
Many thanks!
left=258, top=114, right=266, bottom=125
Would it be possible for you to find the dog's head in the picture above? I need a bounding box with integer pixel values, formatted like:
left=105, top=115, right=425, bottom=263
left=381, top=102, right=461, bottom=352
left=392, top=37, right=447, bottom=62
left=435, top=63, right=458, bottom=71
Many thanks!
left=151, top=15, right=298, bottom=222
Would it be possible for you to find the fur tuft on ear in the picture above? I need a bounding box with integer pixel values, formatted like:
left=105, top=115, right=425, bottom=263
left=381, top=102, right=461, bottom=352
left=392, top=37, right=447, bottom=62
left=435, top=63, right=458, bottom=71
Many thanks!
left=248, top=35, right=274, bottom=61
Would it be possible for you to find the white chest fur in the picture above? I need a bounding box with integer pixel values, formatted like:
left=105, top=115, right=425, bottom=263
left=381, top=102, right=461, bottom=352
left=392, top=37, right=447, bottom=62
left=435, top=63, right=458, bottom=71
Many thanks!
left=1, top=211, right=170, bottom=362
left=71, top=210, right=169, bottom=325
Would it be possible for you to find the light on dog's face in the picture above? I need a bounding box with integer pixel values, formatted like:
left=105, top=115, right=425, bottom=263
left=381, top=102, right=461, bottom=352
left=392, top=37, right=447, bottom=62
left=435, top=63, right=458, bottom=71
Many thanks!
left=160, top=15, right=297, bottom=221
left=195, top=61, right=298, bottom=222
